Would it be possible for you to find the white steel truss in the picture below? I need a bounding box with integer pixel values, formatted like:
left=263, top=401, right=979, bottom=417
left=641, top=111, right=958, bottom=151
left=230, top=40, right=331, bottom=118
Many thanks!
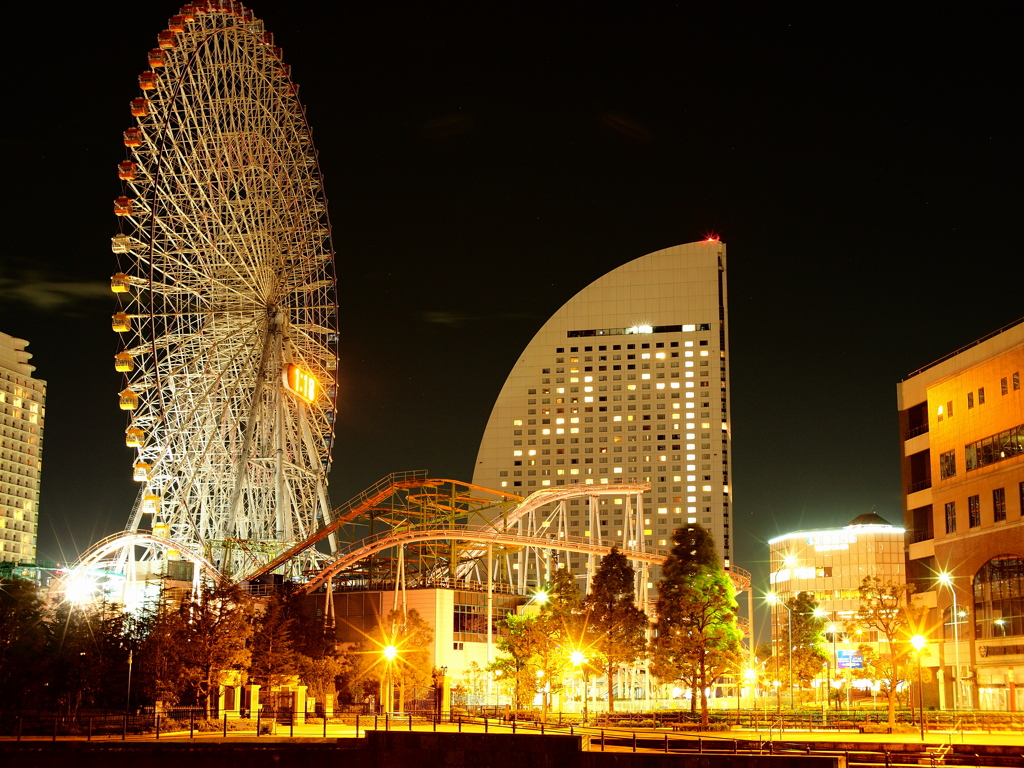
left=110, top=2, right=337, bottom=580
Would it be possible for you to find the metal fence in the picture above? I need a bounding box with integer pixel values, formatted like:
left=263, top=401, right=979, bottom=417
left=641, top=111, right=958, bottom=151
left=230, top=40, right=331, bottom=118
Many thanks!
left=2, top=706, right=1023, bottom=741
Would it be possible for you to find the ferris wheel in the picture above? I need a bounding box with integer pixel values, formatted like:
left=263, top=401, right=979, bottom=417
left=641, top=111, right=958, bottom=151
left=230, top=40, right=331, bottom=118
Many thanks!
left=108, top=1, right=338, bottom=582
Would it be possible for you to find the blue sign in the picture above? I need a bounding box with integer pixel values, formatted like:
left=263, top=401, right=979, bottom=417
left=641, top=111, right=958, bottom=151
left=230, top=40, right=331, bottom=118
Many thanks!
left=837, top=650, right=863, bottom=669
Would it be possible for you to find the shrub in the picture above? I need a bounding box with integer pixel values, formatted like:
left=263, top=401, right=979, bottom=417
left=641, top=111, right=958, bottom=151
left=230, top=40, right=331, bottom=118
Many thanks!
left=158, top=718, right=186, bottom=733
left=638, top=719, right=660, bottom=728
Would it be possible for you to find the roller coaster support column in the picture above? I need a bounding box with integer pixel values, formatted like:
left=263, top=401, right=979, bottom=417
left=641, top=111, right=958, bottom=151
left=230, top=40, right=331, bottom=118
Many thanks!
left=487, top=544, right=494, bottom=672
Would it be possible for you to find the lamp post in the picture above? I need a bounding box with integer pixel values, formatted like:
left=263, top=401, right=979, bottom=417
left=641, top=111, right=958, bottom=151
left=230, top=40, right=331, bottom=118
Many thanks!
left=910, top=635, right=926, bottom=741
left=383, top=645, right=398, bottom=714
left=813, top=608, right=835, bottom=714
left=571, top=650, right=588, bottom=723
left=126, top=650, right=133, bottom=716
left=827, top=623, right=838, bottom=713
left=937, top=573, right=961, bottom=714
left=742, top=668, right=756, bottom=719
left=432, top=666, right=447, bottom=722
left=820, top=662, right=828, bottom=725
left=536, top=669, right=547, bottom=720
left=767, top=593, right=794, bottom=710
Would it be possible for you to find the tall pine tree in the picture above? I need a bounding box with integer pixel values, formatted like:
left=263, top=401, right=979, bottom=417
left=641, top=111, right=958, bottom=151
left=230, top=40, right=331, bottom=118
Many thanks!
left=583, top=546, right=648, bottom=713
left=250, top=593, right=298, bottom=689
left=651, top=524, right=740, bottom=724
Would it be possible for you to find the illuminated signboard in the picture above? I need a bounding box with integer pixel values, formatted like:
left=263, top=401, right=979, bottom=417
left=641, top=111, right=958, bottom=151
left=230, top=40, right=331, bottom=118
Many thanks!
left=806, top=532, right=856, bottom=552
left=283, top=364, right=317, bottom=403
left=837, top=650, right=863, bottom=669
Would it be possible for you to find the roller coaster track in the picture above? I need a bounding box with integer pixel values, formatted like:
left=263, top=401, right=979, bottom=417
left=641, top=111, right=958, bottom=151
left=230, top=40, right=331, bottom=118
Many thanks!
left=242, top=471, right=520, bottom=581
left=244, top=473, right=751, bottom=595
left=244, top=474, right=646, bottom=583
left=299, top=525, right=752, bottom=595
left=300, top=524, right=668, bottom=593
left=71, top=530, right=225, bottom=584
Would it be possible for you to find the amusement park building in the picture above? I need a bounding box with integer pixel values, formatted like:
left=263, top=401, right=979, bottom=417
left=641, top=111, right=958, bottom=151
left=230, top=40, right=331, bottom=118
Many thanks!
left=0, top=332, right=44, bottom=564
left=472, top=240, right=733, bottom=585
left=898, top=318, right=1024, bottom=711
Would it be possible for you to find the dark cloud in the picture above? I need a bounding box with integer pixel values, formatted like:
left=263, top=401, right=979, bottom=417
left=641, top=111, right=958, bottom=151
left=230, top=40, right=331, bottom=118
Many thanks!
left=0, top=274, right=110, bottom=311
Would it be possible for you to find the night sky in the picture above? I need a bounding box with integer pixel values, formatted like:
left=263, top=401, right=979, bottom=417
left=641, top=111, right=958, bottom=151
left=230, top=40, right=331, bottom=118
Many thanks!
left=1, top=3, right=1020, bottom=618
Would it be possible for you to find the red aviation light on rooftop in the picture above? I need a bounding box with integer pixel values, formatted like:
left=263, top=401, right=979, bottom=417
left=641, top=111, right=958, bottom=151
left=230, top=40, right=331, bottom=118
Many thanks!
left=703, top=233, right=720, bottom=244
left=283, top=363, right=317, bottom=403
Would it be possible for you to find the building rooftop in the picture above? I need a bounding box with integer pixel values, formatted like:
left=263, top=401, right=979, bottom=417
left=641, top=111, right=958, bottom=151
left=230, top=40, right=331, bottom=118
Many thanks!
left=847, top=511, right=892, bottom=527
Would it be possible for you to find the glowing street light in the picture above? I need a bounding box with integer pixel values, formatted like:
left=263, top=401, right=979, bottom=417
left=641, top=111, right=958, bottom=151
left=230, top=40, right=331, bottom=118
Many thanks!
left=64, top=573, right=98, bottom=605
left=571, top=650, right=589, bottom=722
left=382, top=645, right=398, bottom=713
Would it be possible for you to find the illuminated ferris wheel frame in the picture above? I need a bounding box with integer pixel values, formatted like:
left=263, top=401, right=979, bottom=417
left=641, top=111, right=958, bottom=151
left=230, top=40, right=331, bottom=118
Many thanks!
left=105, top=1, right=339, bottom=584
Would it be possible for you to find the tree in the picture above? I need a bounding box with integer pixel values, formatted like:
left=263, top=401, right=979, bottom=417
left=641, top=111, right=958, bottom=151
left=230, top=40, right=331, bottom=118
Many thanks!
left=296, top=653, right=349, bottom=709
left=358, top=608, right=433, bottom=712
left=546, top=563, right=584, bottom=624
left=855, top=576, right=921, bottom=727
left=536, top=565, right=585, bottom=716
left=0, top=578, right=48, bottom=705
left=583, top=546, right=648, bottom=713
left=141, top=584, right=253, bottom=716
left=249, top=593, right=298, bottom=689
left=491, top=612, right=546, bottom=710
left=777, top=591, right=828, bottom=690
left=46, top=599, right=136, bottom=713
left=490, top=565, right=587, bottom=716
left=650, top=525, right=741, bottom=724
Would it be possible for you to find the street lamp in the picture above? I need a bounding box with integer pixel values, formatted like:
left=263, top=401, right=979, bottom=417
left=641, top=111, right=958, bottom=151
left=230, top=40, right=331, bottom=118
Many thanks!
left=432, top=666, right=448, bottom=722
left=826, top=623, right=838, bottom=713
left=126, top=649, right=133, bottom=716
left=910, top=635, right=927, bottom=741
left=741, top=667, right=756, bottom=717
left=571, top=650, right=588, bottom=723
left=766, top=593, right=794, bottom=710
left=813, top=608, right=835, bottom=714
left=937, top=573, right=961, bottom=714
left=382, top=645, right=398, bottom=713
left=536, top=669, right=547, bottom=719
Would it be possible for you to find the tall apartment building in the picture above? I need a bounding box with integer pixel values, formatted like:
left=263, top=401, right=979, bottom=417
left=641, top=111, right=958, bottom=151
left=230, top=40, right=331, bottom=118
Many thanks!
left=0, top=332, right=45, bottom=564
left=898, top=319, right=1024, bottom=711
left=472, top=240, right=733, bottom=584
